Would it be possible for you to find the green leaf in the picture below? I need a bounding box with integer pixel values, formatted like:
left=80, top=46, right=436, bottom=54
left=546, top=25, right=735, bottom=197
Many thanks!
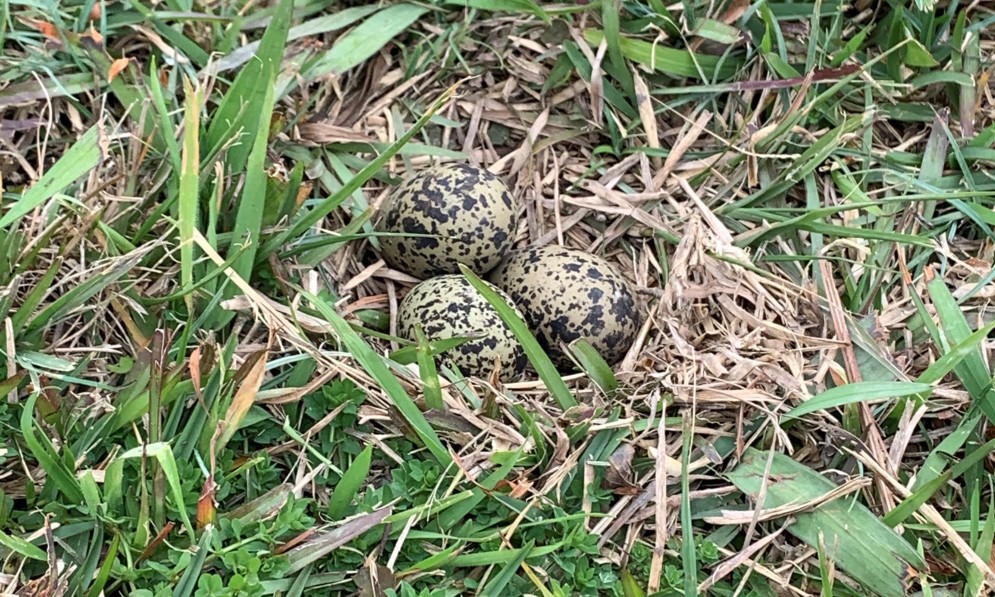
left=113, top=442, right=195, bottom=540
left=693, top=18, right=741, bottom=45
left=171, top=525, right=214, bottom=597
left=20, top=391, right=84, bottom=504
left=583, top=28, right=740, bottom=79
left=0, top=125, right=103, bottom=230
left=225, top=69, right=278, bottom=305
left=477, top=540, right=535, bottom=597
left=0, top=528, right=47, bottom=561
left=204, top=0, right=292, bottom=172
left=327, top=444, right=372, bottom=520
left=726, top=449, right=924, bottom=597
left=178, top=77, right=200, bottom=310
left=260, top=85, right=455, bottom=257
left=303, top=4, right=429, bottom=80
left=442, top=0, right=549, bottom=21
left=568, top=339, right=618, bottom=398
left=621, top=568, right=647, bottom=597
left=785, top=381, right=932, bottom=418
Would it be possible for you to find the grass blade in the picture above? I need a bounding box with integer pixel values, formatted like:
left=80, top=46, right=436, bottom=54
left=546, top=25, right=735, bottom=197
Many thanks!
left=178, top=76, right=200, bottom=312
left=302, top=4, right=429, bottom=80
left=302, top=290, right=451, bottom=466
left=0, top=125, right=104, bottom=230
left=459, top=265, right=577, bottom=410
left=478, top=540, right=535, bottom=597
left=327, top=444, right=372, bottom=520
left=785, top=382, right=932, bottom=419
left=726, top=448, right=924, bottom=597
left=259, top=84, right=457, bottom=257
left=20, top=391, right=84, bottom=504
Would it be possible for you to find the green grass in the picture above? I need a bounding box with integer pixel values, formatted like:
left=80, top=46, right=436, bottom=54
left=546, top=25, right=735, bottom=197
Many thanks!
left=2, top=0, right=995, bottom=595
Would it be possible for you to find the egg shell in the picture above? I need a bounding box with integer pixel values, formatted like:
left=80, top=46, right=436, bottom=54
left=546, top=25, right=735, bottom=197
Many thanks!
left=488, top=245, right=640, bottom=369
left=376, top=164, right=518, bottom=279
left=397, top=275, right=528, bottom=382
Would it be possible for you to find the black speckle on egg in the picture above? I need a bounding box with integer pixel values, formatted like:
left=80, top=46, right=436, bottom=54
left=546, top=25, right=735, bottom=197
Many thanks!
left=488, top=245, right=641, bottom=370
left=396, top=275, right=527, bottom=382
left=375, top=164, right=518, bottom=279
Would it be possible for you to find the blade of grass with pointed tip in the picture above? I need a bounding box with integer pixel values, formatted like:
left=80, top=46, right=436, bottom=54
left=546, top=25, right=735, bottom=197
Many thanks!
left=113, top=442, right=195, bottom=540
left=926, top=274, right=995, bottom=421
left=204, top=0, right=292, bottom=172
left=568, top=339, right=618, bottom=397
left=327, top=444, right=372, bottom=520
left=224, top=76, right=277, bottom=310
left=621, top=568, right=647, bottom=597
left=0, top=528, right=47, bottom=561
left=389, top=336, right=474, bottom=366
left=303, top=290, right=450, bottom=465
left=785, top=381, right=931, bottom=419
left=884, top=436, right=995, bottom=528
left=0, top=125, right=103, bottom=230
left=20, top=391, right=84, bottom=504
left=303, top=4, right=429, bottom=80
left=413, top=324, right=444, bottom=411
left=458, top=265, right=577, bottom=409
left=478, top=540, right=535, bottom=597
left=727, top=448, right=924, bottom=597
left=680, top=412, right=696, bottom=597
left=171, top=525, right=215, bottom=597
left=442, top=0, right=549, bottom=21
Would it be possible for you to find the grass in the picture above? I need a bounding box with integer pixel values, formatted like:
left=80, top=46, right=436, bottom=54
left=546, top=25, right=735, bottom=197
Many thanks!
left=1, top=0, right=995, bottom=595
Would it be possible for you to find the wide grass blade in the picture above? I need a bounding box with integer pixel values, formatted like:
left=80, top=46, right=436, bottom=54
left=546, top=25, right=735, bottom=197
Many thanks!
left=20, top=391, right=84, bottom=504
left=178, top=77, right=200, bottom=311
left=204, top=0, right=292, bottom=172
left=0, top=125, right=104, bottom=230
left=285, top=507, right=392, bottom=573
left=0, top=528, right=47, bottom=561
left=327, top=444, right=372, bottom=520
left=224, top=75, right=278, bottom=306
left=726, top=448, right=924, bottom=597
left=568, top=339, right=618, bottom=398
left=302, top=4, right=429, bottom=81
left=109, top=442, right=195, bottom=540
left=582, top=29, right=741, bottom=79
left=785, top=381, right=932, bottom=418
left=478, top=540, right=535, bottom=596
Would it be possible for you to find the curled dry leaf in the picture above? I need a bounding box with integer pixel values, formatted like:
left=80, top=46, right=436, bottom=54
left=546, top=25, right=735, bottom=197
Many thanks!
left=603, top=443, right=641, bottom=495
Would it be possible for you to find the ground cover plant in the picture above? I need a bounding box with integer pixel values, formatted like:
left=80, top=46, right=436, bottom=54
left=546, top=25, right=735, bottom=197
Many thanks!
left=1, top=0, right=995, bottom=594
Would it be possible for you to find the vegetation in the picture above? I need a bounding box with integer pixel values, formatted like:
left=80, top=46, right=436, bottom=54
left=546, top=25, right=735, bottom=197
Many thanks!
left=1, top=0, right=994, bottom=595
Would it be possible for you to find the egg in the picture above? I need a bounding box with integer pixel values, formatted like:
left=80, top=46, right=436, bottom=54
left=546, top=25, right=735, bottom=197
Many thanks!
left=488, top=245, right=640, bottom=369
left=376, top=164, right=518, bottom=279
left=396, top=275, right=528, bottom=381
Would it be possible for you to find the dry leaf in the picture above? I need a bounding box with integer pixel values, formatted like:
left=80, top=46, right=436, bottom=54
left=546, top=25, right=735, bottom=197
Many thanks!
left=108, top=58, right=130, bottom=82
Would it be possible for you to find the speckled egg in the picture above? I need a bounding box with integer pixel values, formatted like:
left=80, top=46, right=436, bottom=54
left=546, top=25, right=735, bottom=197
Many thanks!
left=397, top=275, right=528, bottom=381
left=488, top=245, right=640, bottom=369
left=376, top=164, right=518, bottom=279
